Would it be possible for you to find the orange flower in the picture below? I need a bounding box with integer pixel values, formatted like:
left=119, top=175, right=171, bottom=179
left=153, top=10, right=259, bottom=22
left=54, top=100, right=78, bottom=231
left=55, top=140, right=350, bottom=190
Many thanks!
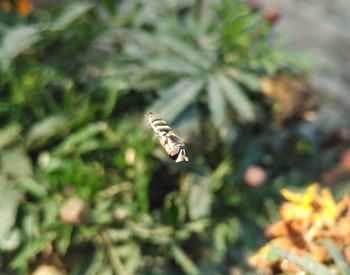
left=17, top=0, right=33, bottom=16
left=249, top=184, right=350, bottom=273
left=2, top=0, right=12, bottom=12
left=1, top=0, right=33, bottom=16
left=280, top=183, right=339, bottom=227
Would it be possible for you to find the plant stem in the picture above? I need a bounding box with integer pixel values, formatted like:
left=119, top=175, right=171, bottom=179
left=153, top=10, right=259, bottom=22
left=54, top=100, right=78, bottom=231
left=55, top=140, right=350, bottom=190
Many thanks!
left=193, top=0, right=203, bottom=21
left=99, top=231, right=128, bottom=275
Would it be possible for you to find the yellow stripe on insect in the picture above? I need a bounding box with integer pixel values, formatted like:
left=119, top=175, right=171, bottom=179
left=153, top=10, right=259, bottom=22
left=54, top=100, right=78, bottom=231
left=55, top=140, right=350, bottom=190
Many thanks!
left=146, top=112, right=189, bottom=162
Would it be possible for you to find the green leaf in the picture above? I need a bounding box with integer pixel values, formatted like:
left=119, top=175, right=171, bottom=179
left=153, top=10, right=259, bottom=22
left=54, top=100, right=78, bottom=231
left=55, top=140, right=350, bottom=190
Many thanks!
left=145, top=56, right=200, bottom=75
left=211, top=160, right=232, bottom=191
left=118, top=242, right=142, bottom=274
left=26, top=115, right=68, bottom=148
left=120, top=29, right=166, bottom=57
left=50, top=2, right=95, bottom=31
left=218, top=74, right=255, bottom=121
left=10, top=234, right=56, bottom=270
left=225, top=68, right=261, bottom=91
left=207, top=77, right=226, bottom=129
left=2, top=149, right=33, bottom=178
left=54, top=122, right=108, bottom=155
left=272, top=247, right=336, bottom=275
left=103, top=89, right=119, bottom=118
left=22, top=207, right=40, bottom=238
left=0, top=25, right=41, bottom=70
left=212, top=223, right=228, bottom=262
left=56, top=225, right=73, bottom=255
left=149, top=78, right=204, bottom=123
left=323, top=240, right=350, bottom=275
left=172, top=245, right=199, bottom=275
left=188, top=175, right=212, bottom=220
left=164, top=192, right=186, bottom=226
left=170, top=106, right=200, bottom=143
left=103, top=0, right=117, bottom=14
left=0, top=124, right=21, bottom=151
left=0, top=176, right=22, bottom=251
left=74, top=247, right=105, bottom=275
left=18, top=178, right=47, bottom=199
left=158, top=34, right=211, bottom=70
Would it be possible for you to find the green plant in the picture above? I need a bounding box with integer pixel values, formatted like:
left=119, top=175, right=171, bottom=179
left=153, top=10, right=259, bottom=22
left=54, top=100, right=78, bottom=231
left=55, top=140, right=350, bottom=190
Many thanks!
left=0, top=0, right=320, bottom=274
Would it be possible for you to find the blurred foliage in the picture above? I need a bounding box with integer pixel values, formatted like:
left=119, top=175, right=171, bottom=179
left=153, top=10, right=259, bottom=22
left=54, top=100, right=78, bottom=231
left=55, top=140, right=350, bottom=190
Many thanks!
left=0, top=0, right=347, bottom=274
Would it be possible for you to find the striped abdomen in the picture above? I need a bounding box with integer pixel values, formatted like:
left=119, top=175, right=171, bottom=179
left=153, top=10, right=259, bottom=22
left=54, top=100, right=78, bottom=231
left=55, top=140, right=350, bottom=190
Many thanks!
left=146, top=112, right=188, bottom=162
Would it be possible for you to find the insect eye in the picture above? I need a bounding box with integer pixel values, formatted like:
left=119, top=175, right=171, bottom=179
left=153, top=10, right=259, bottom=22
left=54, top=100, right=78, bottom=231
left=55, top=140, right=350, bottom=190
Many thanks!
left=169, top=146, right=180, bottom=157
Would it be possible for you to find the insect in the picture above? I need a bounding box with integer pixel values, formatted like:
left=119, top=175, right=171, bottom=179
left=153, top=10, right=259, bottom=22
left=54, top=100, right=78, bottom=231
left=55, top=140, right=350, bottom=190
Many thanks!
left=146, top=112, right=188, bottom=163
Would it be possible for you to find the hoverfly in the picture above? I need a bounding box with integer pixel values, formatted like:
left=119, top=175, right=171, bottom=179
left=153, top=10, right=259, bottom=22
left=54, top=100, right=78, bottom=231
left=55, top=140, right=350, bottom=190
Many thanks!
left=146, top=112, right=188, bottom=163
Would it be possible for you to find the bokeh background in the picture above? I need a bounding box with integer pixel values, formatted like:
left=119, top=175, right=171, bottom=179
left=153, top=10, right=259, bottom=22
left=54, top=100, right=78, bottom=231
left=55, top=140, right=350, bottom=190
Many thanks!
left=1, top=0, right=350, bottom=274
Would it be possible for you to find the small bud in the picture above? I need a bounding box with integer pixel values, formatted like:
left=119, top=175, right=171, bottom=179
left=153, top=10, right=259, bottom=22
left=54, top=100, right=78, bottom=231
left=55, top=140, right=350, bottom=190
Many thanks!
left=248, top=0, right=262, bottom=11
left=38, top=151, right=51, bottom=168
left=263, top=8, right=281, bottom=25
left=31, top=265, right=66, bottom=275
left=59, top=197, right=89, bottom=225
left=341, top=149, right=350, bottom=173
left=125, top=148, right=136, bottom=166
left=114, top=207, right=129, bottom=221
left=244, top=165, right=267, bottom=187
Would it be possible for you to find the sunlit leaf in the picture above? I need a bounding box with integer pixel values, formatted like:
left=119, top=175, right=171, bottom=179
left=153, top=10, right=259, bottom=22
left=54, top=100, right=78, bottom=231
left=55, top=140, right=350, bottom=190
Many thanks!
left=26, top=115, right=68, bottom=148
left=188, top=175, right=212, bottom=220
left=54, top=122, right=108, bottom=155
left=213, top=223, right=227, bottom=262
left=18, top=178, right=47, bottom=199
left=135, top=161, right=149, bottom=212
left=0, top=176, right=22, bottom=251
left=103, top=89, right=119, bottom=118
left=225, top=68, right=260, bottom=91
left=172, top=245, right=199, bottom=275
left=118, top=242, right=142, bottom=274
left=158, top=34, right=211, bottom=69
left=0, top=25, right=41, bottom=70
left=0, top=124, right=21, bottom=151
left=2, top=149, right=33, bottom=178
left=10, top=235, right=56, bottom=270
left=22, top=208, right=40, bottom=238
left=272, top=247, right=335, bottom=275
left=149, top=78, right=204, bottom=123
left=323, top=240, right=350, bottom=275
left=218, top=74, right=255, bottom=121
left=145, top=56, right=200, bottom=75
left=50, top=2, right=94, bottom=32
left=120, top=29, right=166, bottom=57
left=56, top=226, right=73, bottom=255
left=207, top=77, right=226, bottom=129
